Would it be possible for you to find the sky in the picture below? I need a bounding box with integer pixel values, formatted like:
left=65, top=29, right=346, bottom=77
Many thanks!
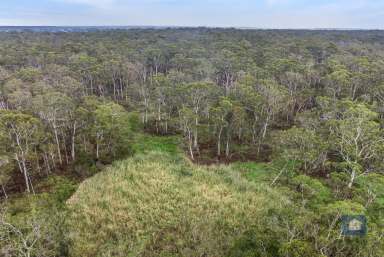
left=0, top=0, right=383, bottom=29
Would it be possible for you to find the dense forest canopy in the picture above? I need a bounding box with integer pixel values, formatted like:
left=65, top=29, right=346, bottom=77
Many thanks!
left=0, top=28, right=384, bottom=257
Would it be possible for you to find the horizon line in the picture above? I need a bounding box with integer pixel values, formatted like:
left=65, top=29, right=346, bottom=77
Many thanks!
left=0, top=25, right=383, bottom=31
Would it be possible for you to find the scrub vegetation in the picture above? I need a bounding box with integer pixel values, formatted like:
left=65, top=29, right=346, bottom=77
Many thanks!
left=0, top=28, right=384, bottom=256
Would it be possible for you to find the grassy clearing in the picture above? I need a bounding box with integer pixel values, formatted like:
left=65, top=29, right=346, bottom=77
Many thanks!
left=132, top=134, right=181, bottom=156
left=67, top=151, right=291, bottom=257
left=65, top=132, right=302, bottom=256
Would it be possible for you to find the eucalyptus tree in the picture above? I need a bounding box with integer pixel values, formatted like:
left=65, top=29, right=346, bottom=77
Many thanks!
left=214, top=49, right=238, bottom=95
left=43, top=64, right=84, bottom=100
left=326, top=101, right=384, bottom=188
left=179, top=107, right=196, bottom=160
left=151, top=75, right=171, bottom=134
left=2, top=79, right=33, bottom=111
left=277, top=127, right=328, bottom=173
left=131, top=62, right=153, bottom=125
left=182, top=82, right=215, bottom=151
left=0, top=67, right=9, bottom=109
left=0, top=110, right=43, bottom=193
left=348, top=57, right=374, bottom=100
left=235, top=75, right=263, bottom=144
left=90, top=102, right=131, bottom=161
left=69, top=53, right=101, bottom=95
left=211, top=97, right=233, bottom=157
left=255, top=79, right=288, bottom=153
left=0, top=155, right=12, bottom=198
left=279, top=71, right=307, bottom=121
left=32, top=91, right=75, bottom=165
left=325, top=60, right=352, bottom=100
left=144, top=47, right=164, bottom=77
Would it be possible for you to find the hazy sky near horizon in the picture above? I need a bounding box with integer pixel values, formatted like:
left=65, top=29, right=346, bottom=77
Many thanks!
left=0, top=0, right=383, bottom=29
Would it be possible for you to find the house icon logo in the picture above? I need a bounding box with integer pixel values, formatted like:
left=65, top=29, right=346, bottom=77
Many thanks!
left=348, top=218, right=363, bottom=231
left=341, top=215, right=367, bottom=236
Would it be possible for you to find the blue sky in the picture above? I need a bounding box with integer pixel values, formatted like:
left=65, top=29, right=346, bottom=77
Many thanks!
left=0, top=0, right=383, bottom=28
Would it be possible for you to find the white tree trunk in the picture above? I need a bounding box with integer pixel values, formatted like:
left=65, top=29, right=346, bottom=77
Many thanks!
left=348, top=170, right=356, bottom=188
left=194, top=116, right=199, bottom=149
left=2, top=185, right=7, bottom=199
left=225, top=138, right=230, bottom=157
left=53, top=124, right=63, bottom=164
left=188, top=129, right=194, bottom=160
left=71, top=121, right=77, bottom=161
left=217, top=127, right=223, bottom=157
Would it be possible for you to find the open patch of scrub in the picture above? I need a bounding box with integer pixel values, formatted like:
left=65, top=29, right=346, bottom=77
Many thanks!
left=67, top=151, right=290, bottom=257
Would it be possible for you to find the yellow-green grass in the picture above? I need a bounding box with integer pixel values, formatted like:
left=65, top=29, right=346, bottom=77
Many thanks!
left=67, top=151, right=290, bottom=257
